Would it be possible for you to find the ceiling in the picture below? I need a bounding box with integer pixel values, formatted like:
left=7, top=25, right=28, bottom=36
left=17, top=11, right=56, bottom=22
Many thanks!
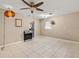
left=0, top=0, right=79, bottom=19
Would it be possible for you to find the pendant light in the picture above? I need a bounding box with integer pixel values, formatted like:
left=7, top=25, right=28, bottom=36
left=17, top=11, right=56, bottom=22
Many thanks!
left=4, top=8, right=15, bottom=17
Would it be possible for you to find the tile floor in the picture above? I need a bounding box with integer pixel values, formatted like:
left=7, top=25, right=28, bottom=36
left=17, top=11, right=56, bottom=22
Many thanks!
left=0, top=36, right=79, bottom=58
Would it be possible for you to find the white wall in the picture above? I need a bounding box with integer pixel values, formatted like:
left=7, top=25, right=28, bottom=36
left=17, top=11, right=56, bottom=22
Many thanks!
left=5, top=13, right=31, bottom=44
left=40, top=12, right=79, bottom=42
left=0, top=9, right=40, bottom=46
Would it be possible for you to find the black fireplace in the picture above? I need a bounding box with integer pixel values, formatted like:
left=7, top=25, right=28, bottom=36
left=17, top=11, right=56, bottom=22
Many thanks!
left=24, top=30, right=32, bottom=41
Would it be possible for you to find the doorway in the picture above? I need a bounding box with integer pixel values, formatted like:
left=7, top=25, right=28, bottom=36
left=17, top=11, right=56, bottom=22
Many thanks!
left=30, top=21, right=35, bottom=37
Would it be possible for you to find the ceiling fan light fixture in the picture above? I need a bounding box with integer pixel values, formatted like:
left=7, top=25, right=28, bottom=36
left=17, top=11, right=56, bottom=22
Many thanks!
left=21, top=0, right=44, bottom=13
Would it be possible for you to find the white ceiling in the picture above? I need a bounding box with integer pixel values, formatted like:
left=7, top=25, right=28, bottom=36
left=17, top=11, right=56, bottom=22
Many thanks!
left=0, top=0, right=79, bottom=19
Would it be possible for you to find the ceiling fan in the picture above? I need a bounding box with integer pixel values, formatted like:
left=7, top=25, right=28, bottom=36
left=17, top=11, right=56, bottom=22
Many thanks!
left=20, top=0, right=44, bottom=13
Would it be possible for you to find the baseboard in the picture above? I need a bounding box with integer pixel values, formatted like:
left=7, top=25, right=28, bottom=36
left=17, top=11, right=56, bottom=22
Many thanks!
left=38, top=35, right=79, bottom=44
left=0, top=41, right=22, bottom=48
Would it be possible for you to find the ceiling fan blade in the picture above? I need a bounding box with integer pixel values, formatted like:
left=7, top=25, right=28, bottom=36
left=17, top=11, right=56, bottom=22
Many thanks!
left=22, top=0, right=31, bottom=7
left=33, top=2, right=44, bottom=7
left=36, top=8, right=44, bottom=11
left=20, top=8, right=30, bottom=10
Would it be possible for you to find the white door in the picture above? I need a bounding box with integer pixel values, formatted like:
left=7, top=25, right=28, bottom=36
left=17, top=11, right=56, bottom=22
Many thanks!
left=0, top=8, right=4, bottom=46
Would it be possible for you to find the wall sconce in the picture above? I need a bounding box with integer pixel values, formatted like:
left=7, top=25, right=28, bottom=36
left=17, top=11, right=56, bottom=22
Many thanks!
left=51, top=21, right=55, bottom=25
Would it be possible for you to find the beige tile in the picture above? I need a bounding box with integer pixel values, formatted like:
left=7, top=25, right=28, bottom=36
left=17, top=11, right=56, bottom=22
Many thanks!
left=0, top=36, right=79, bottom=58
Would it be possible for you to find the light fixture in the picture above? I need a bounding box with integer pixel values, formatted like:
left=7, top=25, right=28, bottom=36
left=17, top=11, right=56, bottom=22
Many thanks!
left=39, top=13, right=53, bottom=19
left=51, top=21, right=55, bottom=25
left=4, top=8, right=15, bottom=17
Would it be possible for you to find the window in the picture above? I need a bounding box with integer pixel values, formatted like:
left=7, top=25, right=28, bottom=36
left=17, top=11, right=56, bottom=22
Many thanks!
left=45, top=21, right=52, bottom=30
